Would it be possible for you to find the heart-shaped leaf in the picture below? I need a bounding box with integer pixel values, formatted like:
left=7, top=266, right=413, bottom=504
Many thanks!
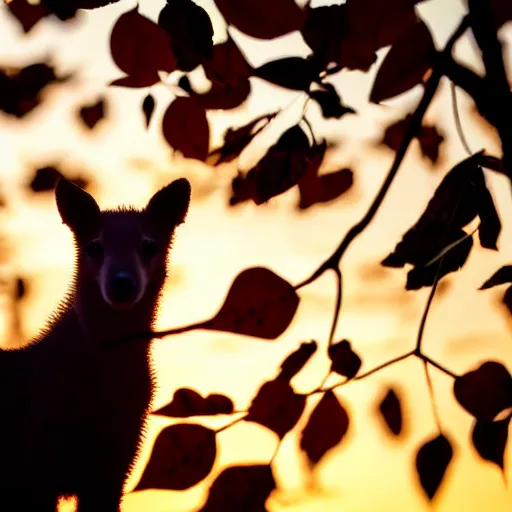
left=153, top=388, right=234, bottom=417
left=472, top=417, right=510, bottom=471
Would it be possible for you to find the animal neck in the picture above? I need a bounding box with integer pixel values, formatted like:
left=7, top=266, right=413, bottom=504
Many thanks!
left=72, top=276, right=163, bottom=345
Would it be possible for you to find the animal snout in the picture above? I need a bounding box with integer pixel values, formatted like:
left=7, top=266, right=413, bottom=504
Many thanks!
left=109, top=272, right=136, bottom=304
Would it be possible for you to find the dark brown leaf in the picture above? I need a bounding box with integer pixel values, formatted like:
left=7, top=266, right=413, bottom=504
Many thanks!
left=472, top=417, right=510, bottom=471
left=110, top=7, right=176, bottom=88
left=205, top=267, right=299, bottom=340
left=153, top=388, right=234, bottom=417
left=134, top=424, right=216, bottom=491
left=309, top=83, right=355, bottom=119
left=15, top=278, right=26, bottom=301
left=214, top=0, right=306, bottom=40
left=247, top=379, right=306, bottom=439
left=209, top=113, right=277, bottom=165
left=158, top=0, right=213, bottom=72
left=378, top=388, right=402, bottom=436
left=370, top=19, right=436, bottom=103
left=300, top=391, right=349, bottom=466
left=475, top=175, right=501, bottom=250
left=142, top=94, right=155, bottom=128
left=503, top=286, right=512, bottom=316
left=28, top=166, right=89, bottom=193
left=205, top=37, right=252, bottom=88
left=298, top=167, right=353, bottom=210
left=490, top=0, right=512, bottom=29
left=454, top=361, right=512, bottom=422
left=278, top=341, right=318, bottom=382
left=7, top=0, right=47, bottom=33
left=162, top=97, right=209, bottom=161
left=199, top=464, right=275, bottom=512
left=78, top=98, right=105, bottom=130
left=480, top=265, right=512, bottom=290
left=254, top=58, right=316, bottom=91
left=328, top=340, right=362, bottom=379
left=196, top=78, right=251, bottom=110
left=415, top=434, right=453, bottom=501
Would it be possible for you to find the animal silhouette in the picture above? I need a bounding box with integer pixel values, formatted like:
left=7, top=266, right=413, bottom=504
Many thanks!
left=0, top=177, right=191, bottom=511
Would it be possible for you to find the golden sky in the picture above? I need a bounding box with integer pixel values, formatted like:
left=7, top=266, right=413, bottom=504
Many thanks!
left=1, top=0, right=512, bottom=511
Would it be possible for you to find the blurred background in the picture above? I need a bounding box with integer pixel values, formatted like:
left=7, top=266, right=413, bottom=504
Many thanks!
left=1, top=0, right=512, bottom=510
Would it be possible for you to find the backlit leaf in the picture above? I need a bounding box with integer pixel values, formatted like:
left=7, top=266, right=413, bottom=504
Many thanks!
left=378, top=388, right=403, bottom=436
left=254, top=58, right=316, bottom=91
left=142, top=94, right=155, bottom=128
left=480, top=265, right=512, bottom=290
left=472, top=417, right=510, bottom=471
left=7, top=0, right=47, bottom=33
left=134, top=424, right=216, bottom=491
left=300, top=391, right=349, bottom=466
left=278, top=341, right=318, bottom=382
left=415, top=434, right=453, bottom=501
left=196, top=78, right=251, bottom=110
left=162, top=97, right=209, bottom=161
left=454, top=361, right=512, bottom=421
left=309, top=83, right=355, bottom=119
left=370, top=19, right=436, bottom=103
left=199, top=464, right=275, bottom=512
left=78, top=98, right=105, bottom=130
left=153, top=388, right=234, bottom=417
left=328, top=340, right=362, bottom=379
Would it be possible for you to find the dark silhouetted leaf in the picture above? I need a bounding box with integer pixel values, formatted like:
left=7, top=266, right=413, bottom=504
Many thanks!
left=110, top=7, right=176, bottom=88
left=230, top=126, right=324, bottom=206
left=309, top=83, right=355, bottom=119
left=134, top=424, right=216, bottom=491
left=254, top=58, right=316, bottom=91
left=490, top=0, right=512, bottom=29
left=28, top=167, right=89, bottom=193
left=378, top=388, right=402, bottom=436
left=300, top=390, right=349, bottom=466
left=454, top=361, right=512, bottom=422
left=199, top=464, right=275, bottom=512
left=370, top=19, right=436, bottom=103
left=15, top=278, right=26, bottom=301
left=415, top=434, right=453, bottom=501
left=142, top=94, right=155, bottom=128
left=298, top=167, right=353, bottom=210
left=476, top=175, right=501, bottom=250
left=214, top=0, right=306, bottom=40
left=162, top=97, right=209, bottom=161
left=480, top=265, right=512, bottom=290
left=205, top=37, right=251, bottom=88
left=0, top=62, right=66, bottom=118
left=278, top=340, right=318, bottom=382
left=328, top=340, right=362, bottom=379
left=196, top=78, right=251, bottom=110
left=158, top=0, right=213, bottom=71
left=472, top=417, right=510, bottom=471
left=247, top=379, right=306, bottom=438
left=205, top=267, right=299, bottom=340
left=503, top=286, right=512, bottom=316
left=7, top=0, right=47, bottom=33
left=209, top=113, right=277, bottom=165
left=153, top=388, right=234, bottom=417
left=78, top=98, right=105, bottom=129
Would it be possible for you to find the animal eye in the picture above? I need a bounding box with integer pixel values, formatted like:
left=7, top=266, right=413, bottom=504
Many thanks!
left=141, top=239, right=159, bottom=260
left=84, top=240, right=103, bottom=260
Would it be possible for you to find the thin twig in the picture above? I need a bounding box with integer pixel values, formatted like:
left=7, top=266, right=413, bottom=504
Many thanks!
left=215, top=414, right=246, bottom=434
left=450, top=81, right=473, bottom=155
left=328, top=268, right=342, bottom=346
left=423, top=359, right=442, bottom=432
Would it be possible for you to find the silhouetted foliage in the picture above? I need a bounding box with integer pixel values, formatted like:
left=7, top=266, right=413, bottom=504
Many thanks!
left=3, top=0, right=512, bottom=509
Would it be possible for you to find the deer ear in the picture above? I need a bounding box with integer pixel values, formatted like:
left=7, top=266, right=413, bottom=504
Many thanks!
left=146, top=178, right=191, bottom=232
left=55, top=179, right=100, bottom=239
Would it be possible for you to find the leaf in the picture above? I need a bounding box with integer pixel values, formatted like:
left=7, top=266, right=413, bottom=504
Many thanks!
left=378, top=389, right=403, bottom=436
left=199, top=464, right=275, bottom=512
left=309, top=83, right=355, bottom=119
left=454, top=361, right=512, bottom=421
left=480, top=265, right=512, bottom=290
left=328, top=340, right=362, bottom=379
left=15, top=277, right=27, bottom=301
left=253, top=58, right=316, bottom=91
left=158, top=0, right=213, bottom=72
left=209, top=113, right=277, bottom=165
left=28, top=166, right=89, bottom=193
left=230, top=126, right=322, bottom=206
left=472, top=417, right=510, bottom=471
left=196, top=78, right=251, bottom=110
left=370, top=19, right=436, bottom=103
left=153, top=388, right=234, bottom=417
left=134, top=424, right=216, bottom=491
left=490, top=0, right=512, bottom=29
left=246, top=379, right=306, bottom=439
left=78, top=98, right=105, bottom=130
left=278, top=341, right=318, bottom=382
left=415, top=434, right=453, bottom=501
left=214, top=0, right=306, bottom=40
left=162, top=97, right=210, bottom=161
left=300, top=391, right=349, bottom=466
left=110, top=7, right=176, bottom=88
left=142, top=94, right=155, bottom=128
left=7, top=0, right=47, bottom=33
left=475, top=175, right=501, bottom=250
left=503, top=286, right=512, bottom=316
left=205, top=267, right=299, bottom=340
left=298, top=167, right=353, bottom=210
left=205, top=37, right=251, bottom=88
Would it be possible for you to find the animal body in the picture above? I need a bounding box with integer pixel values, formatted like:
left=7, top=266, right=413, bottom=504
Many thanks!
left=0, top=177, right=191, bottom=511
